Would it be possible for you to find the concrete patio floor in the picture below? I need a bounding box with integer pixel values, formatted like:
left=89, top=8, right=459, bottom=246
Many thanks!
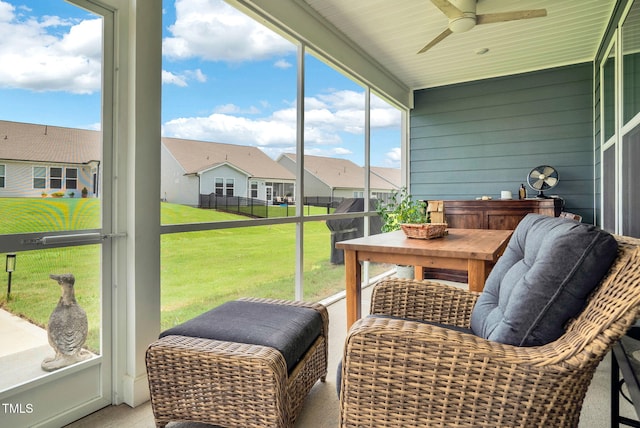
left=1, top=280, right=638, bottom=427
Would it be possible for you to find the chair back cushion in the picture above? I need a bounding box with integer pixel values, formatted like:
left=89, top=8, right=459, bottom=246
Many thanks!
left=470, top=213, right=618, bottom=346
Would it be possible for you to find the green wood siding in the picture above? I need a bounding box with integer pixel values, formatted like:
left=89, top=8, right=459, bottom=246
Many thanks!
left=410, top=63, right=595, bottom=223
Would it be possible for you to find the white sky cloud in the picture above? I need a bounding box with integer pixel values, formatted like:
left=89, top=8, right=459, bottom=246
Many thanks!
left=162, top=70, right=188, bottom=87
left=0, top=1, right=101, bottom=94
left=385, top=147, right=401, bottom=167
left=274, top=59, right=292, bottom=69
left=163, top=89, right=401, bottom=161
left=0, top=0, right=401, bottom=167
left=163, top=0, right=295, bottom=62
left=162, top=68, right=207, bottom=86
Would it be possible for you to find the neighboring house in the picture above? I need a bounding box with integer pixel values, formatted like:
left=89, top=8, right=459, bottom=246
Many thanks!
left=277, top=153, right=400, bottom=200
left=0, top=120, right=398, bottom=207
left=0, top=120, right=100, bottom=198
left=161, top=137, right=295, bottom=206
left=371, top=166, right=402, bottom=200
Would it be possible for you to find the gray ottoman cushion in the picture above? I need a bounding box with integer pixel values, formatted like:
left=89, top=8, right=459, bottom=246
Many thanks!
left=160, top=300, right=323, bottom=371
left=470, top=213, right=618, bottom=346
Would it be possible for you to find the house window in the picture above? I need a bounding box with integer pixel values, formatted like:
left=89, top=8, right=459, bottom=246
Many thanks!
left=215, top=177, right=224, bottom=195
left=66, top=168, right=78, bottom=190
left=225, top=178, right=234, bottom=196
left=50, top=167, right=63, bottom=189
left=0, top=164, right=5, bottom=188
left=251, top=181, right=258, bottom=198
left=33, top=166, right=46, bottom=189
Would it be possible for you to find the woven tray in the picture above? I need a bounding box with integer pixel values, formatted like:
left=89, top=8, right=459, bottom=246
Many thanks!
left=401, top=223, right=448, bottom=239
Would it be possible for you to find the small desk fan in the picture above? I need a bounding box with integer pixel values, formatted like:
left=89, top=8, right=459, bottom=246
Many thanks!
left=527, top=165, right=558, bottom=198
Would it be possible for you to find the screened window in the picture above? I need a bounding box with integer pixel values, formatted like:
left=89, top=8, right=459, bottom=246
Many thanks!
left=251, top=181, right=258, bottom=198
left=0, top=164, right=5, bottom=188
left=50, top=167, right=63, bottom=189
left=623, top=0, right=640, bottom=125
left=215, top=177, right=223, bottom=195
left=66, top=167, right=78, bottom=190
left=225, top=178, right=234, bottom=196
left=33, top=166, right=46, bottom=189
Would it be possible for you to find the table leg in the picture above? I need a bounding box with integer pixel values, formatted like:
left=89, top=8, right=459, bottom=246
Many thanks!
left=344, top=249, right=361, bottom=330
left=468, top=259, right=488, bottom=292
left=414, top=265, right=424, bottom=280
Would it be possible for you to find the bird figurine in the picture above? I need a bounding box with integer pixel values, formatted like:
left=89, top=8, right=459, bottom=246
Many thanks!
left=41, top=273, right=92, bottom=371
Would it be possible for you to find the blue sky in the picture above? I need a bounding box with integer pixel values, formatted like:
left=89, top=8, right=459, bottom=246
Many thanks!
left=0, top=0, right=401, bottom=167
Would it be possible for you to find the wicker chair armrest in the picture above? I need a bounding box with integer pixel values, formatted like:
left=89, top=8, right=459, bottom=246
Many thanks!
left=370, top=278, right=479, bottom=327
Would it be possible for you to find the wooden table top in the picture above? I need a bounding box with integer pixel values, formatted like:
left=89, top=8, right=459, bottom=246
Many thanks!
left=335, top=229, right=513, bottom=262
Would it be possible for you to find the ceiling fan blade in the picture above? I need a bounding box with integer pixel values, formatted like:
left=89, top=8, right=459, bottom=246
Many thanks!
left=417, top=27, right=453, bottom=54
left=430, top=0, right=464, bottom=19
left=476, top=9, right=547, bottom=25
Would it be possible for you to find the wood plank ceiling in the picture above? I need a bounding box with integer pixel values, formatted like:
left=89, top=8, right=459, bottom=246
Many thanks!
left=300, top=0, right=617, bottom=90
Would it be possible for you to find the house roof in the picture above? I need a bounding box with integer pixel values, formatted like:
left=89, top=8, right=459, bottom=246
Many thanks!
left=371, top=166, right=401, bottom=189
left=0, top=120, right=100, bottom=164
left=162, top=137, right=294, bottom=181
left=280, top=153, right=399, bottom=190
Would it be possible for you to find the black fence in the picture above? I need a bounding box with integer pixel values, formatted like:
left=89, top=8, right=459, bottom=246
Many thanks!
left=304, top=196, right=344, bottom=209
left=198, top=194, right=345, bottom=218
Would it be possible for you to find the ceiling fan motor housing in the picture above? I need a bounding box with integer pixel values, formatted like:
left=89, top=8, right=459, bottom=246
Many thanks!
left=449, top=14, right=476, bottom=32
left=448, top=0, right=477, bottom=32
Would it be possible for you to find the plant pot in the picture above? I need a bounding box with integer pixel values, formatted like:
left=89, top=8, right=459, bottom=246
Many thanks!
left=395, top=264, right=414, bottom=279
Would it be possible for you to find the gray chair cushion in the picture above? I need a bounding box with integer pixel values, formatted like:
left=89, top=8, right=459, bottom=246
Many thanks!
left=470, top=213, right=618, bottom=346
left=160, top=300, right=323, bottom=371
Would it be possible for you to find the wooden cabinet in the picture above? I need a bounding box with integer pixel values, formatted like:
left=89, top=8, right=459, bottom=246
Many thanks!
left=442, top=199, right=562, bottom=230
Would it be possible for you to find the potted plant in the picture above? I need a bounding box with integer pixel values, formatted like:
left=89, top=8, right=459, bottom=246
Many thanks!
left=376, top=187, right=427, bottom=233
left=376, top=187, right=428, bottom=279
left=81, top=187, right=88, bottom=198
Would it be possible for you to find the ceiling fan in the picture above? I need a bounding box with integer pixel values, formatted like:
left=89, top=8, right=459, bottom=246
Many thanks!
left=418, top=0, right=547, bottom=54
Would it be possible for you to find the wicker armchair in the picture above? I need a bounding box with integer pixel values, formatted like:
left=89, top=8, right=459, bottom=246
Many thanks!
left=339, top=235, right=640, bottom=428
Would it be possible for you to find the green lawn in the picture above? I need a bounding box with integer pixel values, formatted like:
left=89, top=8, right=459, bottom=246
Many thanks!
left=0, top=198, right=385, bottom=353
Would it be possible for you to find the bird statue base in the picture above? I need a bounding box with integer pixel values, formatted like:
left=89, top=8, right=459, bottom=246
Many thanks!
left=41, top=349, right=93, bottom=372
left=42, top=273, right=91, bottom=372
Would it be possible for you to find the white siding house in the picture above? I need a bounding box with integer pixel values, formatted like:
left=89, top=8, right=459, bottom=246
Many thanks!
left=0, top=120, right=100, bottom=198
left=161, top=137, right=295, bottom=206
left=277, top=153, right=400, bottom=200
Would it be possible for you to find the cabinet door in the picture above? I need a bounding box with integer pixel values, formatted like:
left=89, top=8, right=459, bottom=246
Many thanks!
left=487, top=213, right=527, bottom=230
left=445, top=212, right=483, bottom=229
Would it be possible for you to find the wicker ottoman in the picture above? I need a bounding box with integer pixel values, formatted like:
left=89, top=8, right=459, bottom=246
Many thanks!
left=145, top=297, right=328, bottom=428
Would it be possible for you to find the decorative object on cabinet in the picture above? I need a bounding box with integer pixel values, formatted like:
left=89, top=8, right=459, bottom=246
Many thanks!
left=527, top=165, right=559, bottom=198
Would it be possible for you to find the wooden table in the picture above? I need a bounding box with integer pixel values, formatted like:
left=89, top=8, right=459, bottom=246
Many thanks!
left=335, top=228, right=513, bottom=329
